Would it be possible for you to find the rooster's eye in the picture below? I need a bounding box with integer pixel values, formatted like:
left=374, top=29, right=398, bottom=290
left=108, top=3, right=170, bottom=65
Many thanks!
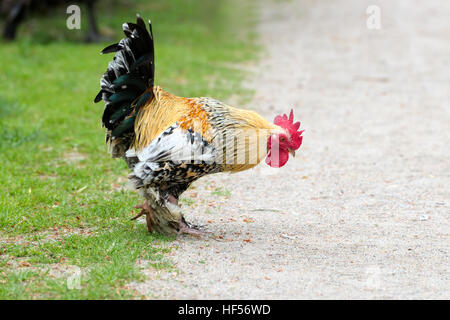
left=280, top=137, right=286, bottom=142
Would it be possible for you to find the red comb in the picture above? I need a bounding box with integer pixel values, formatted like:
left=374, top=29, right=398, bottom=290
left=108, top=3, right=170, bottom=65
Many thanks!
left=274, top=109, right=304, bottom=150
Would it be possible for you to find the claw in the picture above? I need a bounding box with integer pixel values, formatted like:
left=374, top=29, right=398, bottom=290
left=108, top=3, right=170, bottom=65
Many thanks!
left=130, top=209, right=145, bottom=220
left=131, top=200, right=153, bottom=232
left=177, top=216, right=204, bottom=238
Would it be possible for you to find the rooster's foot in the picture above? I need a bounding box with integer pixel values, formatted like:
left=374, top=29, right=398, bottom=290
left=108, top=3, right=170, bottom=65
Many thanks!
left=131, top=200, right=154, bottom=232
left=177, top=216, right=204, bottom=238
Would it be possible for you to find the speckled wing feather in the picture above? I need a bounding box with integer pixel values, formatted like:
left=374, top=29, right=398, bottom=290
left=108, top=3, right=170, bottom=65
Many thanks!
left=126, top=123, right=220, bottom=201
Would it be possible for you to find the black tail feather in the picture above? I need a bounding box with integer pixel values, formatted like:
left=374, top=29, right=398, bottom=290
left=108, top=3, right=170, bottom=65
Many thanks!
left=94, top=14, right=155, bottom=146
left=101, top=43, right=122, bottom=54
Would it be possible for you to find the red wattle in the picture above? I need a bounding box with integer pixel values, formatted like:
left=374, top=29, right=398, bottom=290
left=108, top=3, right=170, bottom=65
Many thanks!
left=265, top=149, right=289, bottom=168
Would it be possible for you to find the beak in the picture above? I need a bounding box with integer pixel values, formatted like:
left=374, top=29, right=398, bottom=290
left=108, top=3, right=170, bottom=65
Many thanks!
left=288, top=148, right=296, bottom=157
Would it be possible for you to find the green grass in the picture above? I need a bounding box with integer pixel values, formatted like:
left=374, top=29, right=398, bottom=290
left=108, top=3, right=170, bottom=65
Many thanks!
left=0, top=0, right=257, bottom=299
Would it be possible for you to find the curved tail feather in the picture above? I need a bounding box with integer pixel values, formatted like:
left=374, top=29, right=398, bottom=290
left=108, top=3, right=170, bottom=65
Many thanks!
left=94, top=14, right=154, bottom=156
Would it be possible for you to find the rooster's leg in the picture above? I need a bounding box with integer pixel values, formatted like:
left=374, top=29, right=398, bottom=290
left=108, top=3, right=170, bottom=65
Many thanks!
left=165, top=193, right=203, bottom=237
left=167, top=194, right=178, bottom=206
left=166, top=194, right=202, bottom=236
left=131, top=200, right=154, bottom=232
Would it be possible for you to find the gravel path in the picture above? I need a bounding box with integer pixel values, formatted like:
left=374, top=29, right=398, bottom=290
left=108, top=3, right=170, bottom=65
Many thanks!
left=130, top=0, right=449, bottom=299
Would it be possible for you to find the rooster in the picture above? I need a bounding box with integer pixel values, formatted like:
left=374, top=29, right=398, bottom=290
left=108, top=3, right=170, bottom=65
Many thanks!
left=94, top=15, right=304, bottom=235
